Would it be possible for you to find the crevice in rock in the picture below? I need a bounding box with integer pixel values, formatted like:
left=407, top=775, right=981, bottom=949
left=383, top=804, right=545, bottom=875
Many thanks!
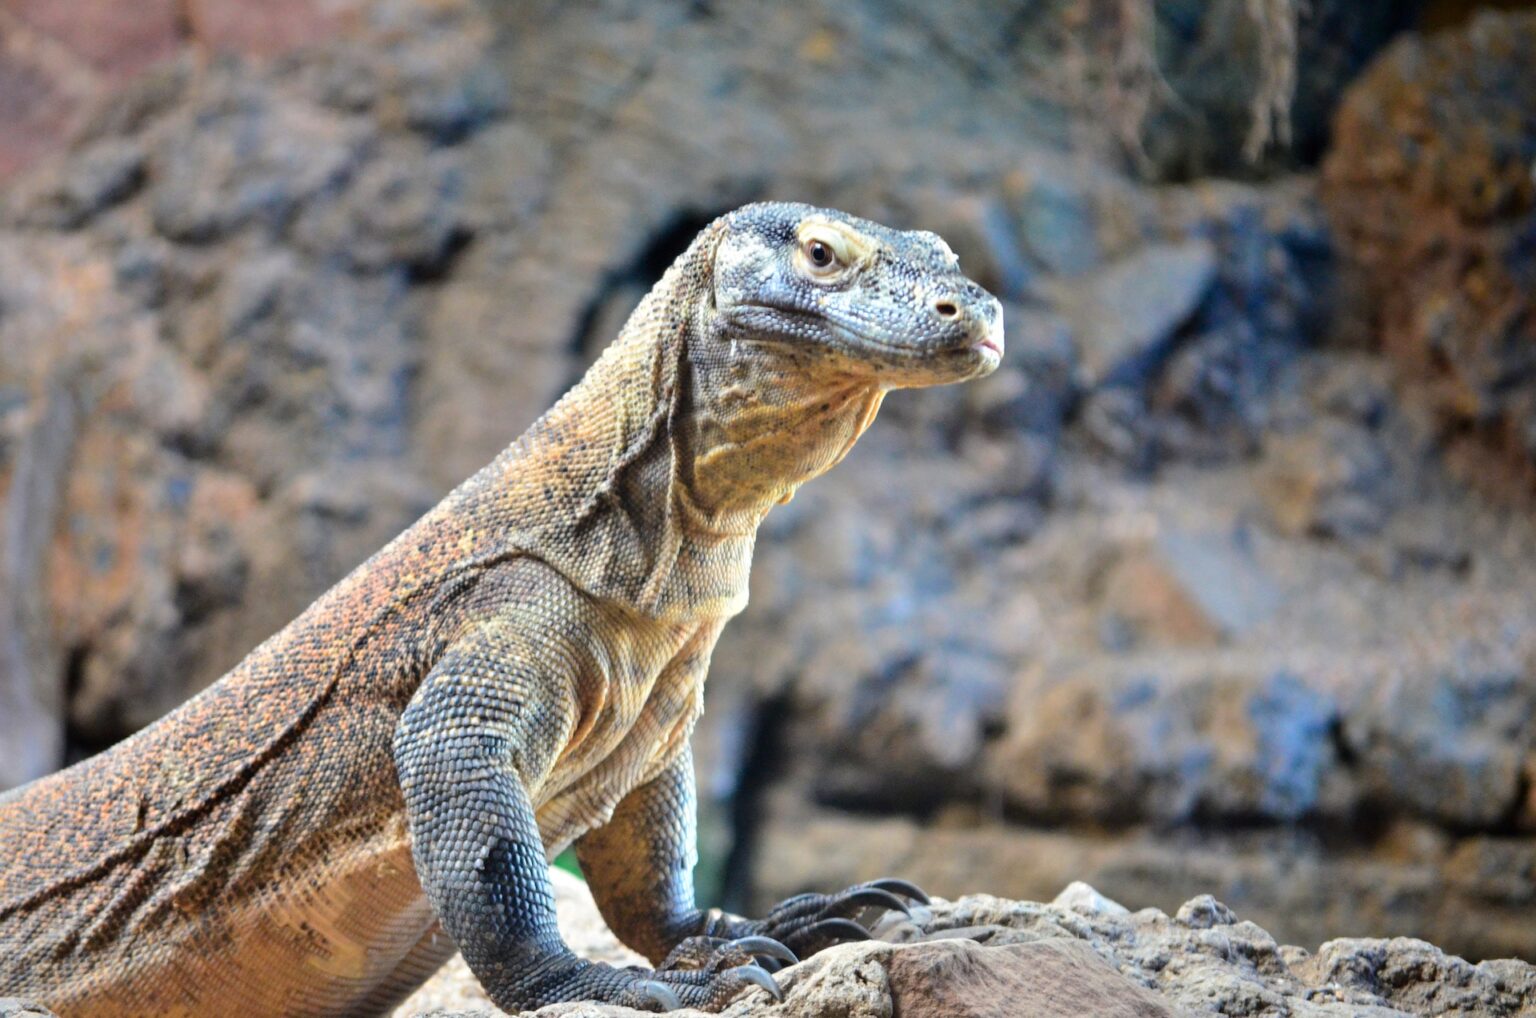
left=60, top=643, right=113, bottom=766
left=1328, top=716, right=1358, bottom=768
left=717, top=687, right=793, bottom=916
left=405, top=223, right=475, bottom=285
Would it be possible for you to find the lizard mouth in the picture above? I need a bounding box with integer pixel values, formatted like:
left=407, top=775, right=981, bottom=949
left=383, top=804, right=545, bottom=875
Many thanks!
left=725, top=302, right=992, bottom=363
left=972, top=314, right=1005, bottom=359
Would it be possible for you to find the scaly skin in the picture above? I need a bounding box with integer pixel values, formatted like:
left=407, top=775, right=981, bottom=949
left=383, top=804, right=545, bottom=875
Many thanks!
left=0, top=202, right=1003, bottom=1015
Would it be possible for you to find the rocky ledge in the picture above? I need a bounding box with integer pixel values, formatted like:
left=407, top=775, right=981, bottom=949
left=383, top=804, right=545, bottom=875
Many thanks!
left=4, top=868, right=1528, bottom=1017
left=393, top=869, right=1536, bottom=1018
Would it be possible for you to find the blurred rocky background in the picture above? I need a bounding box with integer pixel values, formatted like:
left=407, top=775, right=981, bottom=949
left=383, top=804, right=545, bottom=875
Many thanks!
left=1, top=0, right=1534, bottom=969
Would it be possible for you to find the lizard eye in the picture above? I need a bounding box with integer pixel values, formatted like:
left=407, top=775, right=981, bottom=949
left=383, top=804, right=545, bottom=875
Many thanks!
left=800, top=236, right=840, bottom=276
left=794, top=218, right=867, bottom=280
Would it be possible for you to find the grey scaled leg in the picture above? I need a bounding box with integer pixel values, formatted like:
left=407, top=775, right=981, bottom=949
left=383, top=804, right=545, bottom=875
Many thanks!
left=576, top=747, right=926, bottom=985
left=394, top=618, right=774, bottom=1012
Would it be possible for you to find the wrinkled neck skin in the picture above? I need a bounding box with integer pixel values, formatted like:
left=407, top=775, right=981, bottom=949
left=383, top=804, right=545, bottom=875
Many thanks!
left=675, top=305, right=886, bottom=533
left=463, top=229, right=884, bottom=618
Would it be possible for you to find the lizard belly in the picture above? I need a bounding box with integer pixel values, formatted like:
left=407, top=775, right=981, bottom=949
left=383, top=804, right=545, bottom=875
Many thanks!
left=35, top=811, right=440, bottom=1018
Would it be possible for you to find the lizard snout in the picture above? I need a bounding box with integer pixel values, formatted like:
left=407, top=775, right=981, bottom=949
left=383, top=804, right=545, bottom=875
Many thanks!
left=930, top=290, right=1004, bottom=361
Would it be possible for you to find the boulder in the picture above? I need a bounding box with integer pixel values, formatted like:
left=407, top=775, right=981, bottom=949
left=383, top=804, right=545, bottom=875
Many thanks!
left=0, top=1000, right=57, bottom=1018
left=1052, top=238, right=1217, bottom=389
left=1322, top=10, right=1536, bottom=488
left=1141, top=0, right=1422, bottom=177
left=1261, top=420, right=1396, bottom=540
left=1092, top=524, right=1282, bottom=647
left=400, top=871, right=1536, bottom=1017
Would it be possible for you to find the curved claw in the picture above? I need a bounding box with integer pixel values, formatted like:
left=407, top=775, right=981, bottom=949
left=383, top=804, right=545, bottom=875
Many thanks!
left=729, top=935, right=799, bottom=966
left=803, top=917, right=872, bottom=943
left=637, top=979, right=683, bottom=1011
left=831, top=887, right=912, bottom=917
left=867, top=877, right=931, bottom=905
left=732, top=964, right=783, bottom=1002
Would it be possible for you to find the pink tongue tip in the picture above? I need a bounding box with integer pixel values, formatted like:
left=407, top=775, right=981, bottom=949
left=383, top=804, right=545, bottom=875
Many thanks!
left=984, top=307, right=1005, bottom=355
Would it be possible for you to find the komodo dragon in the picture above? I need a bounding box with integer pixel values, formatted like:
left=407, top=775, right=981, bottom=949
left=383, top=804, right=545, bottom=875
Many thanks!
left=0, top=202, right=1004, bottom=1015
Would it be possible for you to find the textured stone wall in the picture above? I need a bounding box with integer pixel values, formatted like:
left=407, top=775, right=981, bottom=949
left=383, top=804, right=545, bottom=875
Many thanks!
left=0, top=0, right=1532, bottom=967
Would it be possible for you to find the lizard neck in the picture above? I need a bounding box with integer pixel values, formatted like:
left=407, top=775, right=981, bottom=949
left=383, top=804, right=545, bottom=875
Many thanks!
left=446, top=236, right=770, bottom=619
left=445, top=225, right=885, bottom=619
left=676, top=337, right=886, bottom=528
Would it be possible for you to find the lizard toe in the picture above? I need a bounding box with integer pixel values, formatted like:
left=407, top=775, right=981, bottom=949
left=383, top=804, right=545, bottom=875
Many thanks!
left=634, top=978, right=683, bottom=1011
left=618, top=963, right=782, bottom=1012
left=659, top=935, right=731, bottom=971
left=782, top=917, right=871, bottom=955
left=731, top=963, right=783, bottom=1002
left=826, top=886, right=911, bottom=918
left=726, top=935, right=798, bottom=967
left=865, top=877, right=930, bottom=905
left=660, top=933, right=798, bottom=976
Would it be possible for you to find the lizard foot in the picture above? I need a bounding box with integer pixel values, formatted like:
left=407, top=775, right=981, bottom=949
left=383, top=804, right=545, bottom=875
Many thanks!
left=660, top=934, right=798, bottom=972
left=741, top=877, right=929, bottom=963
left=503, top=957, right=781, bottom=1014
left=615, top=959, right=782, bottom=1012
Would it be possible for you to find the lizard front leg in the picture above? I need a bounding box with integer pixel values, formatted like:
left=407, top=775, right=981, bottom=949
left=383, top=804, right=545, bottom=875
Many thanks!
left=393, top=616, right=772, bottom=1013
left=577, top=748, right=926, bottom=981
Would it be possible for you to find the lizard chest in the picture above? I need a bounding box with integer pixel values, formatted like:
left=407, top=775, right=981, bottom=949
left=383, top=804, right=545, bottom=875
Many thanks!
left=530, top=613, right=724, bottom=854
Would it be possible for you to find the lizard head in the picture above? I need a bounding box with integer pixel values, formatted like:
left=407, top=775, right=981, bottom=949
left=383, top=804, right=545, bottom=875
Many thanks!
left=708, top=202, right=1003, bottom=389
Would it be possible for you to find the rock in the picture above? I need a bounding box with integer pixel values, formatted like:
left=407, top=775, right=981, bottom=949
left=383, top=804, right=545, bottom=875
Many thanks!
left=0, top=371, right=76, bottom=788
left=1262, top=420, right=1396, bottom=540
left=398, top=876, right=1179, bottom=1018
left=0, top=32, right=82, bottom=183
left=1176, top=893, right=1238, bottom=929
left=967, top=304, right=1078, bottom=439
left=1070, top=180, right=1322, bottom=471
left=884, top=938, right=1176, bottom=1018
left=1348, top=665, right=1534, bottom=831
left=147, top=83, right=364, bottom=244
left=1053, top=238, right=1217, bottom=388
left=1052, top=881, right=1131, bottom=917
left=5, top=0, right=182, bottom=79
left=1322, top=10, right=1536, bottom=487
left=1295, top=937, right=1536, bottom=1017
left=182, top=0, right=367, bottom=60
left=0, top=1000, right=58, bottom=1018
left=407, top=872, right=1536, bottom=1018
left=1093, top=525, right=1282, bottom=647
left=986, top=666, right=1340, bottom=826
left=1141, top=1, right=1421, bottom=178
left=750, top=790, right=1536, bottom=968
left=1006, top=154, right=1120, bottom=277
left=292, top=145, right=468, bottom=273
left=0, top=0, right=362, bottom=187
left=896, top=887, right=1536, bottom=1016
left=5, top=139, right=145, bottom=229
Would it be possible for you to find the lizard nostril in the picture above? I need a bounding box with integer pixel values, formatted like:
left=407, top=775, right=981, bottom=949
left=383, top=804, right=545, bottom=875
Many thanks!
left=934, top=300, right=959, bottom=319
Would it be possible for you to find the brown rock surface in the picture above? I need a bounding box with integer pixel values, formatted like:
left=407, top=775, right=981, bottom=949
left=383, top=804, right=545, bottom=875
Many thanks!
left=399, top=874, right=1536, bottom=1017
left=2, top=0, right=1533, bottom=979
left=1323, top=9, right=1536, bottom=489
left=0, top=0, right=1098, bottom=775
left=0, top=0, right=365, bottom=186
left=0, top=1001, right=56, bottom=1018
left=885, top=938, right=1176, bottom=1018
